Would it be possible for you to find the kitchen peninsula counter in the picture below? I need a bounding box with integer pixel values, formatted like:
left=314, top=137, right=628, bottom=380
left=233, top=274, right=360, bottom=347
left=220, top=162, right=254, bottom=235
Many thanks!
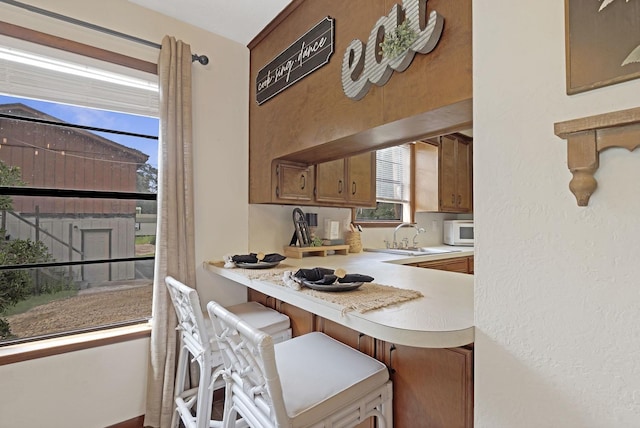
left=205, top=249, right=474, bottom=348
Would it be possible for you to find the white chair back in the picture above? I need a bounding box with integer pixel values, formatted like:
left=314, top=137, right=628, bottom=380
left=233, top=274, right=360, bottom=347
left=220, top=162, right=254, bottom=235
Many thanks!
left=165, top=276, right=214, bottom=359
left=207, top=300, right=288, bottom=427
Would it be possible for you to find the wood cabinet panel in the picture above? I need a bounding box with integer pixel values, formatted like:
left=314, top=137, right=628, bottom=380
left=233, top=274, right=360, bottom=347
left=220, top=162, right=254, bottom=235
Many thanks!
left=278, top=301, right=315, bottom=337
left=409, top=256, right=474, bottom=275
left=417, top=258, right=468, bottom=273
left=380, top=342, right=473, bottom=428
left=315, top=152, right=375, bottom=207
left=347, top=152, right=376, bottom=205
left=273, top=161, right=314, bottom=202
left=453, top=137, right=472, bottom=212
left=316, top=317, right=375, bottom=357
left=381, top=0, right=473, bottom=124
left=439, top=136, right=459, bottom=211
left=439, top=135, right=472, bottom=213
left=414, top=134, right=473, bottom=213
left=247, top=290, right=315, bottom=337
left=247, top=288, right=271, bottom=307
left=315, top=158, right=346, bottom=203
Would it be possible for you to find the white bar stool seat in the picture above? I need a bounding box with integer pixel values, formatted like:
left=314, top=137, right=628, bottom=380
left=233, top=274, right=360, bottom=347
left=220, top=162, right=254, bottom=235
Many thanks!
left=165, top=276, right=291, bottom=428
left=207, top=301, right=393, bottom=428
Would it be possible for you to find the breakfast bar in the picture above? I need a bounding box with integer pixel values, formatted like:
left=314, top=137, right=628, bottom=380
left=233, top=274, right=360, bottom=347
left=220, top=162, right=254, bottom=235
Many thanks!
left=205, top=250, right=475, bottom=348
left=205, top=250, right=475, bottom=427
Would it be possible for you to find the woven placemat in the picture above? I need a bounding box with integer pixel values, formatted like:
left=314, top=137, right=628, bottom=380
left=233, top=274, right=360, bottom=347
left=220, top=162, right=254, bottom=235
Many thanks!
left=214, top=263, right=424, bottom=314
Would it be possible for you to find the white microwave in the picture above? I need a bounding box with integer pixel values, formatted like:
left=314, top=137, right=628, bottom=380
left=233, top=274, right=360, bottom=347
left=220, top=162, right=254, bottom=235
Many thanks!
left=443, top=220, right=474, bottom=246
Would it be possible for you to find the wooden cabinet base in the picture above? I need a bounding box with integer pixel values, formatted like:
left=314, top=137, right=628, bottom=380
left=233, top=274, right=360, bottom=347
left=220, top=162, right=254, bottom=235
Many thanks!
left=382, top=343, right=473, bottom=428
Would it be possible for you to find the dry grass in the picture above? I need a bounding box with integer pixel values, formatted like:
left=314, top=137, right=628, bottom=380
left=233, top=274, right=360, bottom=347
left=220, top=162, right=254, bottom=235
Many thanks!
left=6, top=284, right=152, bottom=339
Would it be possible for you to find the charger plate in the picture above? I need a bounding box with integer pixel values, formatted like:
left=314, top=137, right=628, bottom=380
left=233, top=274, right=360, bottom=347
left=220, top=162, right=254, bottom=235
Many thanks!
left=301, top=280, right=363, bottom=292
left=236, top=261, right=281, bottom=269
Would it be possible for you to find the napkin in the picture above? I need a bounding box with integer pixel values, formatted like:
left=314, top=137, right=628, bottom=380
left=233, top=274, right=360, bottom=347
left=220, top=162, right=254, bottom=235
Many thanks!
left=231, top=253, right=286, bottom=264
left=293, top=268, right=374, bottom=285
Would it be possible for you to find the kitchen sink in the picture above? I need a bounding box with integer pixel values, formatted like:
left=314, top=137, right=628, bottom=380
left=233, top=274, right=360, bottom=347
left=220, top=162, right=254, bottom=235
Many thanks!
left=364, top=247, right=461, bottom=257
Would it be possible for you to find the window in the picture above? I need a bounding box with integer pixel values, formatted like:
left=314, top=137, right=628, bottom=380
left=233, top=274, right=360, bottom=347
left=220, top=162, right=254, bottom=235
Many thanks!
left=0, top=44, right=158, bottom=345
left=355, top=144, right=411, bottom=223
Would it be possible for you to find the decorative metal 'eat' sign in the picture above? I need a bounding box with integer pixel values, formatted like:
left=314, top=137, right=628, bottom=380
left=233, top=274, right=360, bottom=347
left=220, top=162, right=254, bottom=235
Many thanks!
left=256, top=17, right=335, bottom=105
left=341, top=0, right=444, bottom=101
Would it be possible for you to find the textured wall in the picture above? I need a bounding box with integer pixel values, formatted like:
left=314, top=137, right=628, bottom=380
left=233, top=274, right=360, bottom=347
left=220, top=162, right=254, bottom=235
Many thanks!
left=474, top=1, right=640, bottom=426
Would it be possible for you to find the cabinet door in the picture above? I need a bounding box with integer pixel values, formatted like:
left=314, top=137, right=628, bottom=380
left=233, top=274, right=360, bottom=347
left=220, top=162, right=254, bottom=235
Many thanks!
left=455, top=140, right=473, bottom=212
left=315, top=158, right=346, bottom=203
left=413, top=142, right=439, bottom=212
left=316, top=317, right=375, bottom=356
left=247, top=289, right=272, bottom=308
left=439, top=135, right=459, bottom=212
left=274, top=162, right=313, bottom=202
left=380, top=342, right=474, bottom=428
left=347, top=152, right=376, bottom=206
left=278, top=301, right=315, bottom=337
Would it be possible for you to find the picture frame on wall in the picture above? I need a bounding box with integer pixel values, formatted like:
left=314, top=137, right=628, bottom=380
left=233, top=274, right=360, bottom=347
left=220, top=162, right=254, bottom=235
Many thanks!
left=565, top=0, right=640, bottom=94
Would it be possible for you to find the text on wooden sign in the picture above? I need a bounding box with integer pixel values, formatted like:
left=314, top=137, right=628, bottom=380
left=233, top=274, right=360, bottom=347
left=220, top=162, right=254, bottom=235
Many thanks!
left=256, top=17, right=335, bottom=105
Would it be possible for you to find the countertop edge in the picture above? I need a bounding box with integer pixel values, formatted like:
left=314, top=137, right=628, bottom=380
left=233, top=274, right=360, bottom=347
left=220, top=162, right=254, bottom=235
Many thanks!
left=204, top=257, right=475, bottom=349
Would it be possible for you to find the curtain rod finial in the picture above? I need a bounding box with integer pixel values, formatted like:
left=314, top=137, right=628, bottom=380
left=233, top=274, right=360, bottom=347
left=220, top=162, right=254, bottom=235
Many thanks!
left=192, top=54, right=209, bottom=65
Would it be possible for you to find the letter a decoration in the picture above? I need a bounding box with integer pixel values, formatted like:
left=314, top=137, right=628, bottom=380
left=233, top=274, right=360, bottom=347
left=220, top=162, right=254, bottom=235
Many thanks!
left=341, top=0, right=444, bottom=100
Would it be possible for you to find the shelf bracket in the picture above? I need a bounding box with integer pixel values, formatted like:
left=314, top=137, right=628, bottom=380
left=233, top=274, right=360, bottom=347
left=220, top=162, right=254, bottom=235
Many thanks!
left=554, top=106, right=640, bottom=206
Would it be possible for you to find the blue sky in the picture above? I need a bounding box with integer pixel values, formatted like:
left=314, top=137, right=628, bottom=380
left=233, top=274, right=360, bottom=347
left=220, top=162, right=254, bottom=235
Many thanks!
left=0, top=95, right=159, bottom=168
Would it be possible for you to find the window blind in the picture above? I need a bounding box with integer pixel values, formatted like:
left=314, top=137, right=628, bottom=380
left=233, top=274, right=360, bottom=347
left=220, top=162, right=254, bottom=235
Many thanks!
left=0, top=36, right=158, bottom=117
left=376, top=144, right=411, bottom=203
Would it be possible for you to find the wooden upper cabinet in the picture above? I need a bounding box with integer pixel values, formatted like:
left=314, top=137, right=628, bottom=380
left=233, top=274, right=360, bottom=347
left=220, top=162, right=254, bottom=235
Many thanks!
left=414, top=134, right=473, bottom=213
left=440, top=135, right=473, bottom=213
left=273, top=161, right=314, bottom=202
left=347, top=152, right=376, bottom=205
left=315, top=152, right=375, bottom=207
left=315, top=158, right=346, bottom=203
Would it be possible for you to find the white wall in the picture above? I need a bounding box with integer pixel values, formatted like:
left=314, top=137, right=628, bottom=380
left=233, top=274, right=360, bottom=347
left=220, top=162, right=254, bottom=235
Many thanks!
left=474, top=1, right=640, bottom=426
left=0, top=1, right=249, bottom=426
left=1, top=338, right=149, bottom=428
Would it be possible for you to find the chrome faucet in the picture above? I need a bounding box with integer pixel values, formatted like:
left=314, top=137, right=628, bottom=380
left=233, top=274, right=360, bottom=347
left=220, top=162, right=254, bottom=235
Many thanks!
left=393, top=223, right=422, bottom=248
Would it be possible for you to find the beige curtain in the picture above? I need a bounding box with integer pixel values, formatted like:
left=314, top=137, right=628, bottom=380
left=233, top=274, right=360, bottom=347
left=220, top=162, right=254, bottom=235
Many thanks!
left=144, top=35, right=197, bottom=428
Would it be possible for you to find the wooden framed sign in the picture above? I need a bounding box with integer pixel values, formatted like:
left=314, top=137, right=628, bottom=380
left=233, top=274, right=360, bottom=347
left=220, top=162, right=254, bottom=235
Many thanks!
left=256, top=17, right=335, bottom=105
left=565, top=0, right=640, bottom=94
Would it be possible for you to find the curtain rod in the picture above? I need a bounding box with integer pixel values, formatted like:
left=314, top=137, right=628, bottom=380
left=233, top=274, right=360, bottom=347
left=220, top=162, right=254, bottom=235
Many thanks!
left=0, top=0, right=209, bottom=65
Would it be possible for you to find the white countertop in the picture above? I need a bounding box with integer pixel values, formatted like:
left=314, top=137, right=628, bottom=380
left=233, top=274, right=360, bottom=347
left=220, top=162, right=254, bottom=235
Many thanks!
left=204, top=248, right=474, bottom=349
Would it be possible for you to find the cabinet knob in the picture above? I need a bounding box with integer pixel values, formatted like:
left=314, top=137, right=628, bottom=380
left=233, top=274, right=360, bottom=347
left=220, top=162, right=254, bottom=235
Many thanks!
left=300, top=174, right=306, bottom=190
left=352, top=181, right=357, bottom=195
left=275, top=186, right=280, bottom=197
left=451, top=193, right=456, bottom=204
left=338, top=179, right=343, bottom=194
left=457, top=194, right=461, bottom=205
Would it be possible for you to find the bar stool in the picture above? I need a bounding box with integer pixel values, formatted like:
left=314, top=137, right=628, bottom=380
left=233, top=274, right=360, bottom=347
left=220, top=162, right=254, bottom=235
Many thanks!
left=165, top=276, right=291, bottom=428
left=207, top=300, right=394, bottom=428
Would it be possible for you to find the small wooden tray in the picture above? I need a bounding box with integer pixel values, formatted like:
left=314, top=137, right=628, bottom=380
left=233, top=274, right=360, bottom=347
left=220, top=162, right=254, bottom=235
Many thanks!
left=283, top=245, right=350, bottom=259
